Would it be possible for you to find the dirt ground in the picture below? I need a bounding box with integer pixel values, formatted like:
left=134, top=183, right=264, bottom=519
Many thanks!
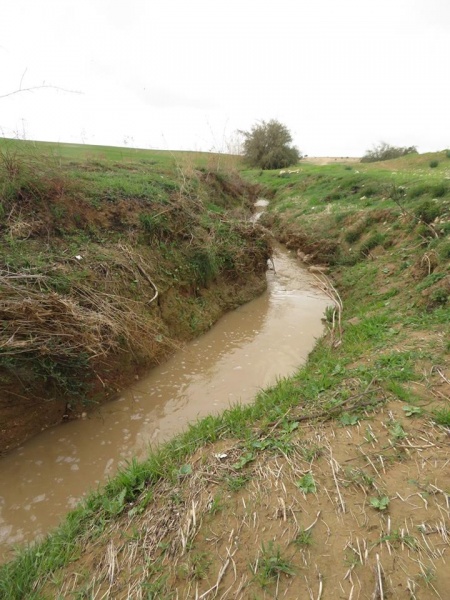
left=42, top=396, right=450, bottom=599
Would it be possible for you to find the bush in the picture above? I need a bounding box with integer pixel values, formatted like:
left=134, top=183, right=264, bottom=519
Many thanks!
left=361, top=142, right=417, bottom=163
left=345, top=228, right=363, bottom=244
left=188, top=247, right=219, bottom=286
left=429, top=160, right=439, bottom=168
left=408, top=183, right=430, bottom=199
left=414, top=200, right=441, bottom=224
left=446, top=149, right=450, bottom=159
left=430, top=183, right=448, bottom=197
left=438, top=242, right=450, bottom=260
left=360, top=232, right=385, bottom=256
left=429, top=288, right=448, bottom=305
left=139, top=212, right=170, bottom=238
left=241, top=120, right=301, bottom=170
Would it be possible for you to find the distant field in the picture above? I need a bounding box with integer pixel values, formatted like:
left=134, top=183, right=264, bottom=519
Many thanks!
left=0, top=137, right=240, bottom=171
left=301, top=156, right=360, bottom=165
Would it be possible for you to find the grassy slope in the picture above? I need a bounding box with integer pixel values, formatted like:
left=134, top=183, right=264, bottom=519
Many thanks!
left=0, top=139, right=270, bottom=453
left=1, top=150, right=449, bottom=598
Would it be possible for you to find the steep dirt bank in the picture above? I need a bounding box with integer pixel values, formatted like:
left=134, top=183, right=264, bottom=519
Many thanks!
left=0, top=146, right=271, bottom=454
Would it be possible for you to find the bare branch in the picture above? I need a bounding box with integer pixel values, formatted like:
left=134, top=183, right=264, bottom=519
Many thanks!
left=0, top=69, right=82, bottom=99
left=0, top=84, right=82, bottom=99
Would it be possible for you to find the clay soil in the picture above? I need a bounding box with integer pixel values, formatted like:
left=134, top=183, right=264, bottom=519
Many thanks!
left=41, top=399, right=450, bottom=599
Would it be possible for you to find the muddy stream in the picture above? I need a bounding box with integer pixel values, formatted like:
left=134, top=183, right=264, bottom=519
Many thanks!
left=0, top=235, right=330, bottom=562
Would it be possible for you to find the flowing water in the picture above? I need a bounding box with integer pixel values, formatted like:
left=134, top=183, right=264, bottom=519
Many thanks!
left=0, top=241, right=330, bottom=562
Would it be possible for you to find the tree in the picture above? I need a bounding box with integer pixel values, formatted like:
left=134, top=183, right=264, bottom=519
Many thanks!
left=361, top=141, right=417, bottom=163
left=241, top=120, right=301, bottom=170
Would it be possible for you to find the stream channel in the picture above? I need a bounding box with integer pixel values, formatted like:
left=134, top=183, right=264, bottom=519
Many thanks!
left=0, top=220, right=330, bottom=563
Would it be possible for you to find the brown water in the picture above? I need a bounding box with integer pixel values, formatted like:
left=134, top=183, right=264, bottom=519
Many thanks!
left=0, top=245, right=329, bottom=562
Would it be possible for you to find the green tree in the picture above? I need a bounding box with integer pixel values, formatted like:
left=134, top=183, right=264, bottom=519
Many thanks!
left=241, top=120, right=301, bottom=170
left=361, top=142, right=417, bottom=163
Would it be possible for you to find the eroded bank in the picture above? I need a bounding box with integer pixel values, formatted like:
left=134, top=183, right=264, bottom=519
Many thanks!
left=0, top=245, right=329, bottom=562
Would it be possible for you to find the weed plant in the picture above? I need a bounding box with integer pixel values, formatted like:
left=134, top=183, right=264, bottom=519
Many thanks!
left=253, top=541, right=295, bottom=587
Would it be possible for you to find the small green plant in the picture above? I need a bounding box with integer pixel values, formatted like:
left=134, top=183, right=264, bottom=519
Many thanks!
left=324, top=305, right=336, bottom=323
left=177, top=463, right=193, bottom=477
left=292, top=529, right=313, bottom=547
left=390, top=421, right=406, bottom=441
left=344, top=548, right=362, bottom=567
left=296, top=472, right=316, bottom=494
left=345, top=468, right=374, bottom=489
left=233, top=451, right=256, bottom=470
left=432, top=408, right=450, bottom=427
left=192, top=552, right=212, bottom=580
left=139, top=212, right=171, bottom=238
left=101, top=487, right=127, bottom=517
left=369, top=495, right=390, bottom=511
left=188, top=247, right=219, bottom=286
left=364, top=427, right=377, bottom=443
left=446, top=149, right=450, bottom=159
left=340, top=412, right=360, bottom=426
left=360, top=232, right=385, bottom=257
left=378, top=530, right=417, bottom=550
left=253, top=541, right=295, bottom=587
left=414, top=200, right=441, bottom=224
left=301, top=445, right=324, bottom=462
left=140, top=561, right=170, bottom=599
left=430, top=183, right=448, bottom=197
left=429, top=160, right=439, bottom=168
left=438, top=241, right=450, bottom=260
left=429, top=287, right=448, bottom=306
left=208, top=494, right=224, bottom=515
left=225, top=474, right=250, bottom=491
left=345, top=227, right=363, bottom=244
left=419, top=566, right=437, bottom=586
left=402, top=405, right=422, bottom=417
left=181, top=552, right=212, bottom=581
left=416, top=272, right=446, bottom=292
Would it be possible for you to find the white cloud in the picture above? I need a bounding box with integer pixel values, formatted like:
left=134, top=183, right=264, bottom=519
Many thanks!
left=1, top=0, right=449, bottom=156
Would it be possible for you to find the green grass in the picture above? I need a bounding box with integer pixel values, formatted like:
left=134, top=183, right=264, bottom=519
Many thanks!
left=0, top=137, right=221, bottom=168
left=1, top=144, right=449, bottom=597
left=432, top=409, right=450, bottom=427
left=253, top=541, right=295, bottom=587
left=292, top=529, right=313, bottom=547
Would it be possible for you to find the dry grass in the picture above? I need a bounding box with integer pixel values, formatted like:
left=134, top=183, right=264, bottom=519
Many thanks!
left=0, top=274, right=167, bottom=359
left=0, top=246, right=175, bottom=399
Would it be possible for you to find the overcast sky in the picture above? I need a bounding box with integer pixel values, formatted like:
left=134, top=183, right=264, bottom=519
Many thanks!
left=1, top=0, right=449, bottom=156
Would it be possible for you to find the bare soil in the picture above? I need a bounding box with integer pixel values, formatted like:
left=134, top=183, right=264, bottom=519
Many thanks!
left=41, top=399, right=450, bottom=599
